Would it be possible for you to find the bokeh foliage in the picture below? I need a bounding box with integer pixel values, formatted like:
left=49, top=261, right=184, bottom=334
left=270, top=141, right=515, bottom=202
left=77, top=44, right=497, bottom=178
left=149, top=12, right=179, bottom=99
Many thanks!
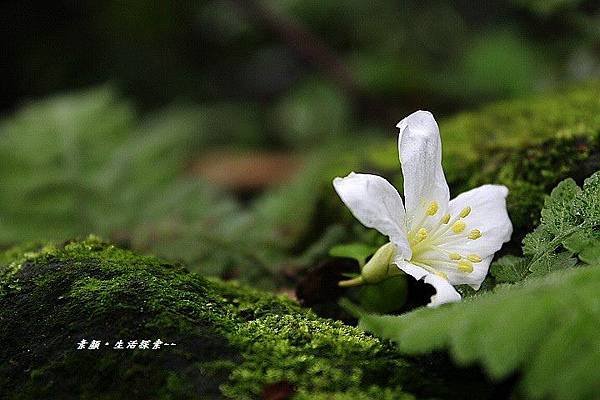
left=1, top=82, right=600, bottom=288
left=0, top=86, right=347, bottom=287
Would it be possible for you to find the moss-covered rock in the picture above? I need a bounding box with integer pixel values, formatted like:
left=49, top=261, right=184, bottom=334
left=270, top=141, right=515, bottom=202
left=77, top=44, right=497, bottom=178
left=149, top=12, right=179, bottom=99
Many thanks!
left=3, top=236, right=502, bottom=399
left=440, top=81, right=600, bottom=176
left=440, top=82, right=600, bottom=239
left=467, top=135, right=600, bottom=241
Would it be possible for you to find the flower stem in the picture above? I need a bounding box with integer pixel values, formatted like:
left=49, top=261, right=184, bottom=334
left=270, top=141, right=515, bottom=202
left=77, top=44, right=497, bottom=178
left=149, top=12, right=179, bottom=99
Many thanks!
left=338, top=276, right=365, bottom=287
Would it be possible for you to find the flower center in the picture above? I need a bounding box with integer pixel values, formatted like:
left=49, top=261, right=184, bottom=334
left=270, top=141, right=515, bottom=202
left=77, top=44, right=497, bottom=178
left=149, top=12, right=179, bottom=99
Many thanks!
left=406, top=201, right=482, bottom=278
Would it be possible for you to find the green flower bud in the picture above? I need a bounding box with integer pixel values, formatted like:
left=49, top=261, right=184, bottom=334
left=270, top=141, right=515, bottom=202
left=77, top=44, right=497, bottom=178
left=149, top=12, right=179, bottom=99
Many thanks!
left=338, top=242, right=397, bottom=287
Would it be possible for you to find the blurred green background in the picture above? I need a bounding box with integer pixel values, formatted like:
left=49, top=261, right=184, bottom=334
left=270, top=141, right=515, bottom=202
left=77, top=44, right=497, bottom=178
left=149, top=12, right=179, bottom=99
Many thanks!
left=3, top=0, right=600, bottom=120
left=1, top=0, right=599, bottom=287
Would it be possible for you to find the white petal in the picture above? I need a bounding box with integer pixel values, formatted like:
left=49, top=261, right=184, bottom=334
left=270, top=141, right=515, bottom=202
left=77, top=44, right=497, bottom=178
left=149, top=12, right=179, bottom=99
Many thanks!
left=423, top=274, right=462, bottom=307
left=466, top=255, right=493, bottom=290
left=397, top=111, right=450, bottom=229
left=447, top=184, right=513, bottom=257
left=393, top=257, right=461, bottom=307
left=438, top=184, right=512, bottom=288
left=333, top=173, right=411, bottom=258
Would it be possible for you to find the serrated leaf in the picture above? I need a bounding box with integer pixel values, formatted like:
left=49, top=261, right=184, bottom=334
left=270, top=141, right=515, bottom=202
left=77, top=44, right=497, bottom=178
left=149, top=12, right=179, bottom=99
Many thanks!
left=574, top=171, right=600, bottom=226
left=517, top=171, right=600, bottom=278
left=528, top=251, right=577, bottom=277
left=562, top=230, right=594, bottom=253
left=491, top=255, right=529, bottom=283
left=0, top=87, right=295, bottom=282
left=522, top=225, right=554, bottom=257
left=553, top=220, right=600, bottom=266
left=359, top=265, right=600, bottom=400
left=539, top=178, right=580, bottom=235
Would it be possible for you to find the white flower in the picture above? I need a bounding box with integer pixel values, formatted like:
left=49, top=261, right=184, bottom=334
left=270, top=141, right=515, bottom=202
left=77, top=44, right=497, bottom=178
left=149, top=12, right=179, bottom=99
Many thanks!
left=333, top=111, right=512, bottom=307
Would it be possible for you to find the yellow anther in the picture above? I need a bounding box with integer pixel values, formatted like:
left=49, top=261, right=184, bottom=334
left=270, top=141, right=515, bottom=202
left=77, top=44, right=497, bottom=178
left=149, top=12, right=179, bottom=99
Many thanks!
left=426, top=201, right=439, bottom=216
left=416, top=228, right=428, bottom=241
left=436, top=271, right=449, bottom=280
left=440, top=214, right=451, bottom=224
left=451, top=221, right=466, bottom=234
left=468, top=229, right=482, bottom=240
left=458, top=260, right=473, bottom=273
left=467, top=254, right=482, bottom=263
left=449, top=253, right=462, bottom=260
left=459, top=206, right=472, bottom=218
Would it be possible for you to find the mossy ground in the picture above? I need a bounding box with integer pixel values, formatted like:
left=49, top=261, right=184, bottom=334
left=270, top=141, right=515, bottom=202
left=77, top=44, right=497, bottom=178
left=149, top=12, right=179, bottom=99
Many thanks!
left=0, top=237, right=507, bottom=399
left=0, top=237, right=425, bottom=399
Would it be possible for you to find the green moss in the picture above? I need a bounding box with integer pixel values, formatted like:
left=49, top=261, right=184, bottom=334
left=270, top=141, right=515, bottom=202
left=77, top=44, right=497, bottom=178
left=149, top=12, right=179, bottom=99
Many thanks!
left=364, top=81, right=600, bottom=180
left=222, top=315, right=407, bottom=399
left=439, top=81, right=600, bottom=181
left=468, top=136, right=600, bottom=240
left=439, top=83, right=600, bottom=240
left=0, top=236, right=430, bottom=399
left=0, top=237, right=238, bottom=399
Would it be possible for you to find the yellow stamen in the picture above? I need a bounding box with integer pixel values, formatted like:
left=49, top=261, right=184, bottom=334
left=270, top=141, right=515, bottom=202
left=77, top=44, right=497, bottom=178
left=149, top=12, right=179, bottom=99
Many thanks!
left=440, top=214, right=451, bottom=224
left=426, top=201, right=439, bottom=216
left=467, top=254, right=482, bottom=263
left=458, top=260, right=473, bottom=273
left=449, top=253, right=462, bottom=260
left=459, top=206, right=472, bottom=218
left=468, top=229, right=482, bottom=240
left=436, top=271, right=449, bottom=280
left=416, top=227, right=428, bottom=242
left=451, top=221, right=466, bottom=233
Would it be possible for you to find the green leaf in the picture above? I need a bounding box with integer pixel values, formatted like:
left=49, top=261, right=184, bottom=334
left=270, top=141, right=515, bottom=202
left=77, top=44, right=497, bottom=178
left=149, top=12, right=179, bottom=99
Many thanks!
left=497, top=171, right=600, bottom=280
left=522, top=225, right=554, bottom=257
left=575, top=171, right=600, bottom=226
left=329, top=243, right=377, bottom=267
left=491, top=255, right=529, bottom=283
left=528, top=251, right=577, bottom=277
left=0, top=87, right=294, bottom=283
left=538, top=178, right=580, bottom=236
left=562, top=230, right=594, bottom=253
left=359, top=265, right=600, bottom=400
left=522, top=178, right=580, bottom=258
left=578, top=240, right=600, bottom=264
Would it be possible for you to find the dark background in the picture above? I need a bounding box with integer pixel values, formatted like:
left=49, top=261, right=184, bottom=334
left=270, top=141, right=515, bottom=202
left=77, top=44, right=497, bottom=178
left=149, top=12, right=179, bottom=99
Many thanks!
left=2, top=0, right=599, bottom=134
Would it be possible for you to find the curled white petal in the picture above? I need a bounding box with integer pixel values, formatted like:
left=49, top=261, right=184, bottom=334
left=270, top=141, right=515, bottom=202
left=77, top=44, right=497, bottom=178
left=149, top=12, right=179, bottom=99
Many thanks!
left=423, top=274, right=462, bottom=307
left=397, top=111, right=450, bottom=229
left=333, top=172, right=412, bottom=258
left=394, top=256, right=428, bottom=281
left=393, top=257, right=461, bottom=307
